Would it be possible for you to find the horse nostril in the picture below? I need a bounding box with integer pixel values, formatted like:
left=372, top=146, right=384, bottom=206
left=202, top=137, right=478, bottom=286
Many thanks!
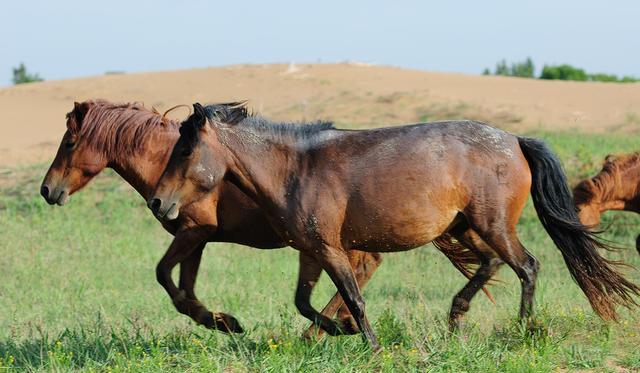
left=40, top=185, right=50, bottom=199
left=148, top=198, right=162, bottom=214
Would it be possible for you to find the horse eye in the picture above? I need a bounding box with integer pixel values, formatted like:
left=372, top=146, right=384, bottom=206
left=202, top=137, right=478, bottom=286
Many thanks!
left=65, top=142, right=75, bottom=149
left=181, top=148, right=192, bottom=157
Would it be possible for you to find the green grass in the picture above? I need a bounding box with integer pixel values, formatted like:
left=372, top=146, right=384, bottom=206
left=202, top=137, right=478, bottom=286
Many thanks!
left=0, top=131, right=639, bottom=372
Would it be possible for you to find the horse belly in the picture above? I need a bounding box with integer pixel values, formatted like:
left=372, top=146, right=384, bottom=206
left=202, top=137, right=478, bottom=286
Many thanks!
left=342, top=194, right=461, bottom=252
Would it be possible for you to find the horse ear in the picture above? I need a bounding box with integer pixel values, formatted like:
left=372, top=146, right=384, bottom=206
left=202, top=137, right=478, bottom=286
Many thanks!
left=228, top=100, right=249, bottom=109
left=604, top=154, right=617, bottom=164
left=68, top=101, right=90, bottom=133
left=192, top=103, right=207, bottom=129
left=73, top=101, right=89, bottom=116
left=222, top=100, right=249, bottom=125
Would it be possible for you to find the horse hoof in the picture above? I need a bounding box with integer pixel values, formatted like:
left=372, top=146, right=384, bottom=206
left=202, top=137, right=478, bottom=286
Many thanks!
left=302, top=326, right=323, bottom=342
left=201, top=312, right=244, bottom=333
left=216, top=312, right=244, bottom=333
left=448, top=314, right=464, bottom=333
left=338, top=316, right=360, bottom=335
left=524, top=318, right=542, bottom=333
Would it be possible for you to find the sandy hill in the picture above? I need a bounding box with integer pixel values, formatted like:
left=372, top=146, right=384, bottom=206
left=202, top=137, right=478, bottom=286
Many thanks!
left=1, top=63, right=639, bottom=168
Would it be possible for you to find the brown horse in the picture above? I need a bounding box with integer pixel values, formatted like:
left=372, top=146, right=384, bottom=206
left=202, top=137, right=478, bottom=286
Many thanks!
left=574, top=152, right=640, bottom=252
left=150, top=102, right=639, bottom=350
left=40, top=100, right=481, bottom=338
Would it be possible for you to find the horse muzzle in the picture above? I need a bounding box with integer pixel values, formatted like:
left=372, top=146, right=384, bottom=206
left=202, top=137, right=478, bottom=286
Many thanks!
left=40, top=184, right=69, bottom=206
left=147, top=197, right=180, bottom=221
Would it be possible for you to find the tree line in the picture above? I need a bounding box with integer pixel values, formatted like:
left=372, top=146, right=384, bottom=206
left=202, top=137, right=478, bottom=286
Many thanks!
left=483, top=58, right=638, bottom=83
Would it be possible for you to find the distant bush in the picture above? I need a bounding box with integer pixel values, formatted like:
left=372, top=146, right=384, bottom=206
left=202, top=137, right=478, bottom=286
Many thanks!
left=486, top=57, right=535, bottom=78
left=589, top=72, right=638, bottom=83
left=12, top=63, right=43, bottom=85
left=541, top=64, right=639, bottom=83
left=540, top=64, right=588, bottom=81
left=620, top=76, right=639, bottom=82
left=587, top=73, right=619, bottom=82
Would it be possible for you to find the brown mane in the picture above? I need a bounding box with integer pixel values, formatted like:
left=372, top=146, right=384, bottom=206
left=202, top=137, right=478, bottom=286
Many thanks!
left=68, top=100, right=181, bottom=161
left=574, top=152, right=640, bottom=205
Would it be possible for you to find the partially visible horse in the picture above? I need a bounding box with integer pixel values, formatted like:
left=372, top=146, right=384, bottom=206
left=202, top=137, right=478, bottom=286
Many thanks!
left=574, top=152, right=640, bottom=252
left=40, top=100, right=482, bottom=338
left=150, top=102, right=639, bottom=350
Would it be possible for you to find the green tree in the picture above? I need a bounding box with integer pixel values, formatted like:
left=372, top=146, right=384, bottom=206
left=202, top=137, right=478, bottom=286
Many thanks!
left=12, top=63, right=43, bottom=85
left=487, top=57, right=535, bottom=78
left=494, top=59, right=509, bottom=76
left=540, top=64, right=588, bottom=81
left=511, top=57, right=535, bottom=78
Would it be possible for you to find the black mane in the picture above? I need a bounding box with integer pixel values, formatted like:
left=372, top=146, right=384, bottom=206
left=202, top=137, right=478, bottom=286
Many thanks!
left=179, top=102, right=336, bottom=150
left=201, top=103, right=335, bottom=140
left=234, top=116, right=335, bottom=139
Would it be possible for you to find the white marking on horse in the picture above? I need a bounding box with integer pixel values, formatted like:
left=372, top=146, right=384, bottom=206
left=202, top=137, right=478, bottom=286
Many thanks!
left=194, top=163, right=215, bottom=183
left=194, top=163, right=206, bottom=174
left=473, top=124, right=514, bottom=158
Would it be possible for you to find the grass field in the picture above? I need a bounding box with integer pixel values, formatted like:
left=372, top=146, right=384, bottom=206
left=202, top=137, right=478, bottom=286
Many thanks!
left=1, top=131, right=639, bottom=372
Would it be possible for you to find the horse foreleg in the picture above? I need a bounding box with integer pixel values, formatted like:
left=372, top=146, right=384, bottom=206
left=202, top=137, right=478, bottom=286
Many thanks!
left=176, top=244, right=244, bottom=333
left=178, top=245, right=204, bottom=300
left=295, top=251, right=355, bottom=337
left=157, top=231, right=243, bottom=333
left=315, top=246, right=380, bottom=350
left=337, top=252, right=382, bottom=332
left=303, top=251, right=382, bottom=340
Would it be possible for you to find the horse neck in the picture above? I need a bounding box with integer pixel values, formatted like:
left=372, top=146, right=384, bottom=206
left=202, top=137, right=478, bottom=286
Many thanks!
left=218, top=128, right=300, bottom=213
left=109, top=128, right=178, bottom=200
left=590, top=162, right=640, bottom=210
left=620, top=162, right=640, bottom=206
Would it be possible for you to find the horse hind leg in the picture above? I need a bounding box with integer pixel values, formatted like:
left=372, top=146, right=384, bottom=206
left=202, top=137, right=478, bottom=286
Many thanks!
left=464, top=164, right=540, bottom=323
left=468, top=216, right=540, bottom=323
left=448, top=228, right=503, bottom=331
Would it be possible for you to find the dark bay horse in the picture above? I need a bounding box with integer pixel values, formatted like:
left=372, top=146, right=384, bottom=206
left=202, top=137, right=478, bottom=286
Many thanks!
left=40, top=100, right=481, bottom=338
left=150, top=102, right=639, bottom=350
left=574, top=152, right=640, bottom=252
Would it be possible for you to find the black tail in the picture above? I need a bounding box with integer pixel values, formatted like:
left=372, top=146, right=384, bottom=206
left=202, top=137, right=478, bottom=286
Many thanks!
left=518, top=136, right=639, bottom=320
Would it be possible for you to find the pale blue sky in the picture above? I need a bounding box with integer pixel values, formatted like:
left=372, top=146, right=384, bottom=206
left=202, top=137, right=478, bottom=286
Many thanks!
left=1, top=0, right=638, bottom=86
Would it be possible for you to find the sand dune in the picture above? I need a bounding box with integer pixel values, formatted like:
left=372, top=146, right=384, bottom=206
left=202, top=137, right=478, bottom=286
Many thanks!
left=1, top=63, right=639, bottom=168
